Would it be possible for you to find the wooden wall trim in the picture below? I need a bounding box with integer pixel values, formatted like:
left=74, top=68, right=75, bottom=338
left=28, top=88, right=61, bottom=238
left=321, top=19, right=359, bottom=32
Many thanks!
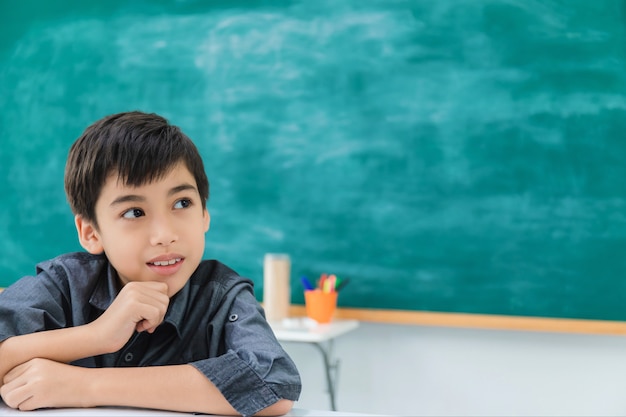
left=289, top=305, right=626, bottom=335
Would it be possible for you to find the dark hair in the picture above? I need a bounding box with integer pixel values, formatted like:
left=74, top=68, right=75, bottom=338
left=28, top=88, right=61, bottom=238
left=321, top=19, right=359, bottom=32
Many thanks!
left=64, top=111, right=209, bottom=227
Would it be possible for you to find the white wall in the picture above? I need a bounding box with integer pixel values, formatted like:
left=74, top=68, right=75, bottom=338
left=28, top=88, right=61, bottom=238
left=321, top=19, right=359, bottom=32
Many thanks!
left=281, top=321, right=626, bottom=416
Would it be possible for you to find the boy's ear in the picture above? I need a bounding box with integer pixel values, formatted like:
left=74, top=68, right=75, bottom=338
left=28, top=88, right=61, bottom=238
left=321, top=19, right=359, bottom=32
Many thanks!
left=203, top=209, right=210, bottom=233
left=75, top=215, right=104, bottom=254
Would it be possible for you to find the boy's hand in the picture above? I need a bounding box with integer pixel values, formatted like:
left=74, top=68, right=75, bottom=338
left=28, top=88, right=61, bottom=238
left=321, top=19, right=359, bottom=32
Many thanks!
left=92, top=281, right=170, bottom=353
left=0, top=358, right=87, bottom=410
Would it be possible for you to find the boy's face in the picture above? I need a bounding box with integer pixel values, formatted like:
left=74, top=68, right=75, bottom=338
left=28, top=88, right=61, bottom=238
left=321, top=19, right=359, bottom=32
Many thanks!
left=75, top=162, right=210, bottom=297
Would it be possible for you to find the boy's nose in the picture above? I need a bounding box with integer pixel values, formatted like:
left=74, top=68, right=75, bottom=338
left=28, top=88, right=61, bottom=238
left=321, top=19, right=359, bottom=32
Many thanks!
left=150, top=217, right=178, bottom=246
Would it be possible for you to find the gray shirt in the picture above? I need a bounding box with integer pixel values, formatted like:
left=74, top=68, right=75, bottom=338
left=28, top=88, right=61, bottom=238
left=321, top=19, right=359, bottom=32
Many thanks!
left=0, top=252, right=301, bottom=416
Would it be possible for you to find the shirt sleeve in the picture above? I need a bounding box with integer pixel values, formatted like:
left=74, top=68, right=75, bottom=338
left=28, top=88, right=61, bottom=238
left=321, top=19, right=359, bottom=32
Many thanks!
left=189, top=287, right=302, bottom=417
left=0, top=271, right=69, bottom=343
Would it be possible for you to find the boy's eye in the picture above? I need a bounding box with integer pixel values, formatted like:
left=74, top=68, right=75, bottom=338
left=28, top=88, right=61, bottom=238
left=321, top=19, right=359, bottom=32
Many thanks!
left=122, top=208, right=144, bottom=219
left=174, top=199, right=192, bottom=209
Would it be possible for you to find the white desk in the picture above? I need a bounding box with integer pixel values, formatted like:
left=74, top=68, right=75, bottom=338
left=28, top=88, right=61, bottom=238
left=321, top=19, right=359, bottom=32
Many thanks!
left=0, top=402, right=381, bottom=416
left=270, top=318, right=359, bottom=411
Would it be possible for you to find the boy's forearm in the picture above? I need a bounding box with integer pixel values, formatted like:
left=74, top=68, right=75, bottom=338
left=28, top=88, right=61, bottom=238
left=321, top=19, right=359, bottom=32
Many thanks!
left=0, top=322, right=106, bottom=380
left=84, top=364, right=238, bottom=415
left=1, top=360, right=291, bottom=416
left=83, top=364, right=292, bottom=416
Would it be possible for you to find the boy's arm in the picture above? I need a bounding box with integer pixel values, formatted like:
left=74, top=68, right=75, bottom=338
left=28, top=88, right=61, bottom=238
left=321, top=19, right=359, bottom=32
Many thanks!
left=0, top=322, right=102, bottom=380
left=0, top=281, right=170, bottom=382
left=1, top=359, right=292, bottom=416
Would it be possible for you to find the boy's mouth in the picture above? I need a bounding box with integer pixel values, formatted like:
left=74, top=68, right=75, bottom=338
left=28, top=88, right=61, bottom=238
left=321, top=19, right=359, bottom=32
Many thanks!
left=147, top=256, right=185, bottom=277
left=148, top=258, right=183, bottom=266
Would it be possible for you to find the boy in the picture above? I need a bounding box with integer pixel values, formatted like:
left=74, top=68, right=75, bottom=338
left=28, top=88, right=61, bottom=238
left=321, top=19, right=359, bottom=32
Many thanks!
left=0, top=111, right=301, bottom=416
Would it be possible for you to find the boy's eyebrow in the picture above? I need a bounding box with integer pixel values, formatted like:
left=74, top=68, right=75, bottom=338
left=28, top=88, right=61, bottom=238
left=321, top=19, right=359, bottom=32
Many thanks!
left=109, top=183, right=198, bottom=207
left=168, top=183, right=198, bottom=196
left=110, top=194, right=145, bottom=207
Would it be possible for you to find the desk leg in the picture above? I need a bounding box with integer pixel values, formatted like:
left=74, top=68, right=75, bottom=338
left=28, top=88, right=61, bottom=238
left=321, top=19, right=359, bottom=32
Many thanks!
left=311, top=340, right=339, bottom=411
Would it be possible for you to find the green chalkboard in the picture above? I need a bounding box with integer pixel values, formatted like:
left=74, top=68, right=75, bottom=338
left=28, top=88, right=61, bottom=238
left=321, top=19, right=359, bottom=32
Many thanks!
left=2, top=0, right=626, bottom=321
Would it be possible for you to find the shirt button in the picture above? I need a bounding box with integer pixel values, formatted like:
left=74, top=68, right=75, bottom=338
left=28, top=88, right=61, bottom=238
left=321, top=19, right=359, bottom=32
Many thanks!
left=124, top=352, right=134, bottom=362
left=229, top=314, right=238, bottom=322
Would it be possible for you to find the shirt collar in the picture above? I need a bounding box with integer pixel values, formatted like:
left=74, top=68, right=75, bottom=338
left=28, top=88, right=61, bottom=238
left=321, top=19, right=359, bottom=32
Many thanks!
left=88, top=262, right=120, bottom=312
left=163, top=279, right=191, bottom=339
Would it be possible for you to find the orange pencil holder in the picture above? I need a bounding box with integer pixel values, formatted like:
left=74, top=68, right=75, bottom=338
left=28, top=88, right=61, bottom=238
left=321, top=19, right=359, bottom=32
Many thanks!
left=304, top=290, right=338, bottom=324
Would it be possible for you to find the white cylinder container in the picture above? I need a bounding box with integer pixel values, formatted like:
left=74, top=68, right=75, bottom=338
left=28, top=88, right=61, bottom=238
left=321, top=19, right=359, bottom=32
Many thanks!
left=263, top=253, right=291, bottom=321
